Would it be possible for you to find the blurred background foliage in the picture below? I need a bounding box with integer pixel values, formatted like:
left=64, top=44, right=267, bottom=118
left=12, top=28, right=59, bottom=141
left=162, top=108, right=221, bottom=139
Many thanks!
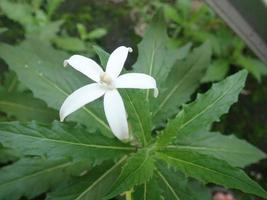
left=0, top=0, right=266, bottom=199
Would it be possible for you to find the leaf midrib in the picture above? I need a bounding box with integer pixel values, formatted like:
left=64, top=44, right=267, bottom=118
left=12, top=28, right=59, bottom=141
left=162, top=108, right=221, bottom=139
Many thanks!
left=178, top=79, right=236, bottom=131
left=154, top=54, right=203, bottom=116
left=155, top=168, right=180, bottom=200
left=166, top=145, right=261, bottom=156
left=0, top=101, right=56, bottom=115
left=74, top=156, right=127, bottom=200
left=0, top=161, right=71, bottom=188
left=161, top=153, right=262, bottom=191
left=125, top=91, right=148, bottom=145
left=1, top=130, right=135, bottom=151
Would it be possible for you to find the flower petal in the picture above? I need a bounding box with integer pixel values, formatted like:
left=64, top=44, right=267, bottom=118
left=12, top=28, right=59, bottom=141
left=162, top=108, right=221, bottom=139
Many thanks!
left=115, top=73, right=159, bottom=97
left=60, top=83, right=106, bottom=121
left=64, top=55, right=104, bottom=82
left=106, top=46, right=132, bottom=78
left=103, top=90, right=129, bottom=140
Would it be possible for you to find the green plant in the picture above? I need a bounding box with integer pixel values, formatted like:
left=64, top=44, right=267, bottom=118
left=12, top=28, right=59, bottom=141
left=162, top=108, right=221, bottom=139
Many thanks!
left=0, top=15, right=266, bottom=200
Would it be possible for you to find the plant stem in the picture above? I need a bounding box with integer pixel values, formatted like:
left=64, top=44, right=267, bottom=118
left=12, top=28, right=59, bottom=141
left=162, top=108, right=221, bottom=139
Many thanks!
left=125, top=190, right=132, bottom=200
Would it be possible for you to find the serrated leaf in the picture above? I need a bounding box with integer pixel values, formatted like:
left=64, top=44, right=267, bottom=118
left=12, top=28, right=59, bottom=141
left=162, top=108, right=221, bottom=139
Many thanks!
left=0, top=39, right=113, bottom=137
left=170, top=131, right=266, bottom=167
left=155, top=163, right=195, bottom=200
left=152, top=41, right=211, bottom=124
left=121, top=90, right=152, bottom=146
left=0, top=90, right=57, bottom=123
left=156, top=151, right=267, bottom=199
left=0, top=158, right=90, bottom=200
left=0, top=121, right=134, bottom=162
left=46, top=157, right=126, bottom=200
left=157, top=70, right=248, bottom=145
left=133, top=177, right=162, bottom=200
left=132, top=14, right=188, bottom=101
left=201, top=59, right=229, bottom=83
left=105, top=150, right=155, bottom=199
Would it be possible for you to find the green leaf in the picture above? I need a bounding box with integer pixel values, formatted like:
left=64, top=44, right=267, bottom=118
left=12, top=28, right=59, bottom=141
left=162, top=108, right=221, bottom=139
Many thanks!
left=105, top=150, right=155, bottom=199
left=152, top=42, right=211, bottom=124
left=132, top=14, right=183, bottom=101
left=201, top=59, right=230, bottom=83
left=0, top=39, right=113, bottom=137
left=171, top=131, right=266, bottom=167
left=157, top=70, right=248, bottom=146
left=93, top=45, right=109, bottom=67
left=237, top=56, right=267, bottom=82
left=0, top=121, right=134, bottom=162
left=133, top=177, right=162, bottom=200
left=0, top=90, right=57, bottom=123
left=53, top=36, right=86, bottom=52
left=155, top=163, right=196, bottom=200
left=156, top=151, right=267, bottom=199
left=0, top=158, right=89, bottom=200
left=47, top=0, right=65, bottom=17
left=0, top=146, right=18, bottom=164
left=122, top=90, right=152, bottom=146
left=46, top=157, right=126, bottom=200
left=87, top=28, right=107, bottom=40
left=0, top=0, right=35, bottom=29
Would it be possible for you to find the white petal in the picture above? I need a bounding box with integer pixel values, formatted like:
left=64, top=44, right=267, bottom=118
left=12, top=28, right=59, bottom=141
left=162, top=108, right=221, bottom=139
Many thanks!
left=64, top=55, right=103, bottom=82
left=103, top=90, right=129, bottom=140
left=106, top=46, right=132, bottom=78
left=115, top=73, right=159, bottom=97
left=60, top=83, right=106, bottom=121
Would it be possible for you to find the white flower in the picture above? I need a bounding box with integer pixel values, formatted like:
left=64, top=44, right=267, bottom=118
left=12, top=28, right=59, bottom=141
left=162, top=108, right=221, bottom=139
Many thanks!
left=60, top=46, right=158, bottom=141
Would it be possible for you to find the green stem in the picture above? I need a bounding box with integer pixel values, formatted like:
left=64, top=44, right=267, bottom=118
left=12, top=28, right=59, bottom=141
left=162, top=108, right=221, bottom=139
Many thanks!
left=125, top=190, right=132, bottom=200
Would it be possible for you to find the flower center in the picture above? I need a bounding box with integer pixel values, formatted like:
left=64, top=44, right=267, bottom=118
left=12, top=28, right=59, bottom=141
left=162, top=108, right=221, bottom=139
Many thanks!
left=100, top=72, right=114, bottom=89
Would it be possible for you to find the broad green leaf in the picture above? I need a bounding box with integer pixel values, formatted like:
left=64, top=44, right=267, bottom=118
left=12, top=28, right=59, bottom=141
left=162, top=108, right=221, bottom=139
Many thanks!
left=133, top=177, right=162, bottom=200
left=156, top=151, right=267, bottom=199
left=47, top=0, right=65, bottom=17
left=152, top=42, right=211, bottom=124
left=53, top=36, right=86, bottom=52
left=0, top=39, right=113, bottom=137
left=93, top=45, right=109, bottom=67
left=237, top=56, right=267, bottom=82
left=46, top=157, right=126, bottom=200
left=0, top=146, right=18, bottom=164
left=155, top=163, right=195, bottom=200
left=0, top=90, right=57, bottom=123
left=171, top=131, right=266, bottom=167
left=94, top=46, right=153, bottom=146
left=122, top=90, right=152, bottom=146
left=0, top=0, right=35, bottom=30
left=0, top=121, right=134, bottom=162
left=0, top=158, right=89, bottom=200
left=87, top=28, right=107, bottom=40
left=201, top=59, right=229, bottom=83
left=157, top=70, right=248, bottom=145
left=132, top=15, right=190, bottom=101
left=105, top=150, right=155, bottom=199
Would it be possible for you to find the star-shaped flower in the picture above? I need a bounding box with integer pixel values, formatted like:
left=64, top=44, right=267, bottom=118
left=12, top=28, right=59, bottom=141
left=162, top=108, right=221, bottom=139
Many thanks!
left=60, top=46, right=158, bottom=141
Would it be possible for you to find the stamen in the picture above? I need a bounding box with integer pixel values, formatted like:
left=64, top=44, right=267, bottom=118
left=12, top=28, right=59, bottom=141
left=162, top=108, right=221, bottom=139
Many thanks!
left=154, top=88, right=159, bottom=98
left=128, top=47, right=133, bottom=53
left=63, top=60, right=68, bottom=67
left=100, top=73, right=113, bottom=86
